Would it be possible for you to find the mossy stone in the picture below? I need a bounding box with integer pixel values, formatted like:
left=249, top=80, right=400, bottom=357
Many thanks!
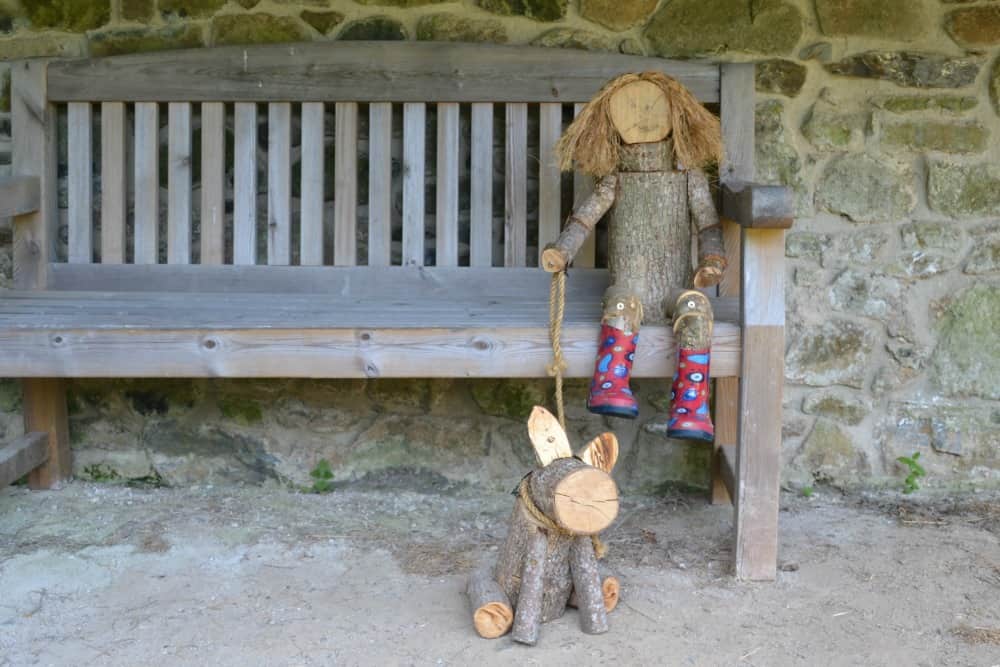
left=0, top=69, right=9, bottom=114
left=801, top=100, right=867, bottom=152
left=212, top=14, right=308, bottom=47
left=795, top=420, right=865, bottom=485
left=0, top=33, right=85, bottom=59
left=785, top=232, right=829, bottom=263
left=927, top=161, right=1000, bottom=218
left=879, top=95, right=977, bottom=114
left=470, top=379, right=546, bottom=420
left=786, top=319, right=875, bottom=388
left=416, top=13, right=507, bottom=43
left=802, top=391, right=871, bottom=426
left=219, top=396, right=265, bottom=424
left=825, top=52, right=980, bottom=88
left=121, top=0, right=155, bottom=21
left=160, top=0, right=227, bottom=18
left=991, top=57, right=1000, bottom=118
left=931, top=285, right=1000, bottom=400
left=356, top=0, right=449, bottom=6
left=945, top=6, right=1000, bottom=47
left=756, top=100, right=808, bottom=215
left=0, top=379, right=20, bottom=413
left=300, top=10, right=344, bottom=35
left=89, top=25, right=204, bottom=57
left=337, top=16, right=407, bottom=41
left=26, top=0, right=109, bottom=31
left=755, top=59, right=806, bottom=97
left=816, top=154, right=915, bottom=223
left=478, top=0, right=568, bottom=23
left=815, top=0, right=926, bottom=41
left=963, top=225, right=1000, bottom=275
left=530, top=28, right=615, bottom=52
left=880, top=119, right=987, bottom=154
left=644, top=0, right=803, bottom=57
left=579, top=0, right=657, bottom=31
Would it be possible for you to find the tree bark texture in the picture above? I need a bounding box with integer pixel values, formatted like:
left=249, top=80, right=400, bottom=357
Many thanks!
left=467, top=564, right=514, bottom=639
left=510, top=528, right=549, bottom=645
left=569, top=536, right=609, bottom=634
left=543, top=174, right=617, bottom=271
left=569, top=566, right=620, bottom=612
left=607, top=170, right=690, bottom=324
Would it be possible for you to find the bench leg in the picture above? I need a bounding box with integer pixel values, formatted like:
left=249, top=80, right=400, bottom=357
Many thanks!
left=22, top=378, right=71, bottom=489
left=711, top=377, right=738, bottom=505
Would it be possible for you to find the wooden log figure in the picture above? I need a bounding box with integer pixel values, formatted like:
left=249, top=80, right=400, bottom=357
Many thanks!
left=542, top=73, right=726, bottom=443
left=466, top=407, right=621, bottom=645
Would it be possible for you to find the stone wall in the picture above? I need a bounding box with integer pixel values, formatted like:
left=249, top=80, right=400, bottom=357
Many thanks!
left=0, top=0, right=997, bottom=493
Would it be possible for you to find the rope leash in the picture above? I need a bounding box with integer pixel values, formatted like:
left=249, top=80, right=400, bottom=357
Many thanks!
left=547, top=270, right=568, bottom=431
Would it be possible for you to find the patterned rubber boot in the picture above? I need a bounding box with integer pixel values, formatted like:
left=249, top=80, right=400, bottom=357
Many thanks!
left=666, top=348, right=714, bottom=442
left=587, top=323, right=639, bottom=419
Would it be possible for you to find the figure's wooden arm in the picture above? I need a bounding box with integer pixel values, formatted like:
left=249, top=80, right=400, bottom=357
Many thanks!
left=688, top=169, right=726, bottom=287
left=541, top=174, right=617, bottom=272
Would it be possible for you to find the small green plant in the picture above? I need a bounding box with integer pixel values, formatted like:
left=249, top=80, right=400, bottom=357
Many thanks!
left=896, top=452, right=926, bottom=494
left=309, top=459, right=334, bottom=494
left=801, top=486, right=814, bottom=498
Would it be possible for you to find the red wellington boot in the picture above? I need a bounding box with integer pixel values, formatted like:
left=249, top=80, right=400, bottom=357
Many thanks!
left=666, top=348, right=714, bottom=442
left=587, top=323, right=639, bottom=419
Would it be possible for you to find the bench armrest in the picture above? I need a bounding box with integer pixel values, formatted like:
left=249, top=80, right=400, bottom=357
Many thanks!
left=0, top=175, right=40, bottom=218
left=722, top=181, right=793, bottom=229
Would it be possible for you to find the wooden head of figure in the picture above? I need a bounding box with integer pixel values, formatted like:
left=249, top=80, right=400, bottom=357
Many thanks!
left=556, top=71, right=722, bottom=178
left=466, top=406, right=622, bottom=645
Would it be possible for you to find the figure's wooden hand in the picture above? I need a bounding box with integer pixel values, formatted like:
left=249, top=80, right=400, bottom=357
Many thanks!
left=693, top=256, right=726, bottom=288
left=541, top=245, right=569, bottom=273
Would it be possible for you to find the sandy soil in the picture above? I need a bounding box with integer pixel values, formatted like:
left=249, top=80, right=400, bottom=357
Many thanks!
left=1, top=477, right=998, bottom=667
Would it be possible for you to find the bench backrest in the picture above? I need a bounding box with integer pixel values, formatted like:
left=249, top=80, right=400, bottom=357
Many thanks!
left=12, top=42, right=749, bottom=292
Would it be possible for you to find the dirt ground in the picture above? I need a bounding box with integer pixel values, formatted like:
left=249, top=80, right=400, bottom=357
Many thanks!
left=1, top=476, right=998, bottom=667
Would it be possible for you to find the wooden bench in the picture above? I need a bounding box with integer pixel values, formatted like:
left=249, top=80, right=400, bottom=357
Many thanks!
left=0, top=43, right=792, bottom=580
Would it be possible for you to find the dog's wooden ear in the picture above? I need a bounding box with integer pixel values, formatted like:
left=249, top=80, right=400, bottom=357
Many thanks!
left=579, top=433, right=619, bottom=473
left=527, top=406, right=572, bottom=466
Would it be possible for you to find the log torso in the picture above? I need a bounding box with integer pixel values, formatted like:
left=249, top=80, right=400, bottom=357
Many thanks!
left=607, top=141, right=691, bottom=324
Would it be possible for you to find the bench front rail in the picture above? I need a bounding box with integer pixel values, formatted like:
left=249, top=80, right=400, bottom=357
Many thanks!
left=2, top=44, right=790, bottom=580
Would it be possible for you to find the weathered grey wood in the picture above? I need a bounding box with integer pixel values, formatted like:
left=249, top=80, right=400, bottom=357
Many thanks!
left=200, top=102, right=226, bottom=265
left=572, top=103, right=597, bottom=269
left=59, top=90, right=86, bottom=262
left=538, top=103, right=562, bottom=265
left=0, top=432, right=48, bottom=488
left=402, top=103, right=425, bottom=267
left=47, top=43, right=721, bottom=104
left=233, top=103, right=258, bottom=266
left=133, top=102, right=159, bottom=265
left=22, top=378, right=71, bottom=490
left=0, top=175, right=40, bottom=219
left=268, top=102, right=291, bottom=265
left=504, top=103, right=527, bottom=267
left=570, top=537, right=609, bottom=635
left=722, top=182, right=793, bottom=229
left=101, top=102, right=128, bottom=265
left=367, top=103, right=392, bottom=267
left=436, top=102, right=459, bottom=267
left=717, top=443, right=737, bottom=502
left=735, top=227, right=785, bottom=582
left=11, top=61, right=57, bottom=289
left=469, top=103, right=493, bottom=268
left=720, top=63, right=755, bottom=187
left=300, top=102, right=325, bottom=267
left=0, top=318, right=742, bottom=381
left=167, top=102, right=192, bottom=265
left=334, top=102, right=357, bottom=266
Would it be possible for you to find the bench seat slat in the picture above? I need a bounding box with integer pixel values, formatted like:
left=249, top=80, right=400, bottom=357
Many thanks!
left=368, top=103, right=393, bottom=267
left=101, top=102, right=127, bottom=264
left=301, top=102, right=326, bottom=266
left=201, top=102, right=226, bottom=265
left=167, top=102, right=192, bottom=264
left=268, top=102, right=292, bottom=265
left=67, top=103, right=92, bottom=264
left=469, top=103, right=493, bottom=267
left=402, top=103, right=425, bottom=267
left=134, top=102, right=159, bottom=265
left=436, top=102, right=459, bottom=267
left=504, top=103, right=527, bottom=267
left=233, top=103, right=258, bottom=265
left=334, top=102, right=358, bottom=266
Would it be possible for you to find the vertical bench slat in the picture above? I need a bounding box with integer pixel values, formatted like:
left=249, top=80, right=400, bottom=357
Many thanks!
left=100, top=102, right=127, bottom=264
left=67, top=102, right=92, bottom=264
left=402, top=102, right=425, bottom=267
left=572, top=103, right=596, bottom=268
left=436, top=102, right=459, bottom=267
left=133, top=102, right=159, bottom=265
left=300, top=102, right=325, bottom=266
left=233, top=103, right=257, bottom=265
left=200, top=102, right=225, bottom=265
left=538, top=103, right=561, bottom=265
left=267, top=102, right=291, bottom=265
left=469, top=102, right=493, bottom=267
left=167, top=102, right=192, bottom=264
left=504, top=103, right=527, bottom=267
left=367, top=103, right=392, bottom=267
left=334, top=102, right=358, bottom=266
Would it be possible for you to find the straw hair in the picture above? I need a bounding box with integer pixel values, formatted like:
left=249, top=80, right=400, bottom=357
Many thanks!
left=556, top=72, right=722, bottom=178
